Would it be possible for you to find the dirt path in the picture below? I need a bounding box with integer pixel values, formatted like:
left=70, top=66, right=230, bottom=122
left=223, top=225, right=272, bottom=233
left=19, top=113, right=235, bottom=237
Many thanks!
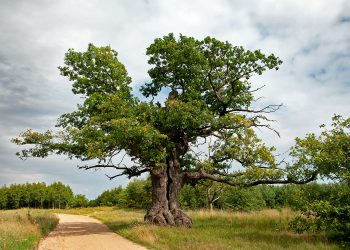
left=38, top=213, right=147, bottom=250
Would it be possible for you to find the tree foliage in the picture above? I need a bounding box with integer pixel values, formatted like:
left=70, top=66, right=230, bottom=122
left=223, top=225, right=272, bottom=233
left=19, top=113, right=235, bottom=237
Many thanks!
left=289, top=115, right=350, bottom=246
left=290, top=115, right=350, bottom=182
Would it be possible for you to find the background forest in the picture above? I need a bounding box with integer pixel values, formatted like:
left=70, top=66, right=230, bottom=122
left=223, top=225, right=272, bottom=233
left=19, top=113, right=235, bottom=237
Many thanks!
left=0, top=180, right=346, bottom=212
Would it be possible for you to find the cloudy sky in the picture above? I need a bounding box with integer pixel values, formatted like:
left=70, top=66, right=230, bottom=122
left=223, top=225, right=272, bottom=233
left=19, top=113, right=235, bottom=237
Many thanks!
left=0, top=0, right=349, bottom=199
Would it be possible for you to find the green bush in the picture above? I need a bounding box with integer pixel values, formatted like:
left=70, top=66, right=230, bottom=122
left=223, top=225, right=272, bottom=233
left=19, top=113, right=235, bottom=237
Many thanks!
left=124, top=179, right=152, bottom=208
left=180, top=184, right=206, bottom=209
left=70, top=194, right=89, bottom=208
left=289, top=183, right=350, bottom=247
left=221, top=186, right=266, bottom=211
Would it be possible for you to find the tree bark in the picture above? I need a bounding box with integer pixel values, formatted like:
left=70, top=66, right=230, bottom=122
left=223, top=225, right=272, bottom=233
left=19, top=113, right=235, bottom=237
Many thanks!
left=144, top=148, right=192, bottom=227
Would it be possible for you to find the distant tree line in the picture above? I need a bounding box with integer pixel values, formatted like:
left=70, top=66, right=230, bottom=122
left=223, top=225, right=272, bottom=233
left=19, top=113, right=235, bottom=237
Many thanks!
left=1, top=179, right=346, bottom=214
left=0, top=182, right=88, bottom=209
left=91, top=179, right=151, bottom=208
left=1, top=178, right=348, bottom=247
left=180, top=181, right=348, bottom=212
left=90, top=178, right=346, bottom=213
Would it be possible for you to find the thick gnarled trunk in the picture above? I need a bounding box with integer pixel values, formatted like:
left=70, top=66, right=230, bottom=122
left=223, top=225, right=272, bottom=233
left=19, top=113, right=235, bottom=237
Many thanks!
left=144, top=149, right=192, bottom=227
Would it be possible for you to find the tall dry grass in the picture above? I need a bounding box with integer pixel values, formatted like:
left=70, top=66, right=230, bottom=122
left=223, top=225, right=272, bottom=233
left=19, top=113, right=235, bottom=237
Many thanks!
left=0, top=209, right=58, bottom=250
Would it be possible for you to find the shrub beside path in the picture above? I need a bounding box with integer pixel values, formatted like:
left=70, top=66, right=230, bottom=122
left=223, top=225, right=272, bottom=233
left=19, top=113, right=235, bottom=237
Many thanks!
left=38, top=213, right=147, bottom=250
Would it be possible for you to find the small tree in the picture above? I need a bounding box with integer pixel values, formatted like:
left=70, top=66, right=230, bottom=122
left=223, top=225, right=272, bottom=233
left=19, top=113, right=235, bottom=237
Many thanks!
left=13, top=34, right=316, bottom=227
left=196, top=180, right=224, bottom=212
left=289, top=115, right=350, bottom=245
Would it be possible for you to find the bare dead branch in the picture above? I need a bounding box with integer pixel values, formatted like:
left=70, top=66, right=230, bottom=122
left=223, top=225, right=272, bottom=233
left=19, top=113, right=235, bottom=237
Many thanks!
left=229, top=104, right=284, bottom=114
left=78, top=163, right=151, bottom=179
left=106, top=168, right=150, bottom=180
left=105, top=173, right=125, bottom=180
left=249, top=84, right=266, bottom=93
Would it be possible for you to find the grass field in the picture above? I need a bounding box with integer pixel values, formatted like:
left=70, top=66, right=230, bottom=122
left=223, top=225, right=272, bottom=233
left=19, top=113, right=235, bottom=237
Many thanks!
left=0, top=209, right=58, bottom=250
left=63, top=207, right=340, bottom=250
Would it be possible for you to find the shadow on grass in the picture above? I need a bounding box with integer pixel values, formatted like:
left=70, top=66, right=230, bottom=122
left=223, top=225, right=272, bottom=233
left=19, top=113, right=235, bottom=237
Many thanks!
left=104, top=220, right=143, bottom=232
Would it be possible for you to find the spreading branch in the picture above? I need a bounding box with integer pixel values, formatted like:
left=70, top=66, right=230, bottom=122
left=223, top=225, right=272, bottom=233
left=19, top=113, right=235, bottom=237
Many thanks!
left=183, top=169, right=317, bottom=187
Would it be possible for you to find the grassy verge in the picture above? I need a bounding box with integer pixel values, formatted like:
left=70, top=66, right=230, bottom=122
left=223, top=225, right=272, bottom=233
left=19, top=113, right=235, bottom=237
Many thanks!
left=62, top=207, right=340, bottom=250
left=0, top=209, right=58, bottom=250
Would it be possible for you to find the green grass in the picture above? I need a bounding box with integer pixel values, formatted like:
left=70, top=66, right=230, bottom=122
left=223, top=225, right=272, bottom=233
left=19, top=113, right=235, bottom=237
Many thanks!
left=0, top=209, right=58, bottom=250
left=62, top=207, right=340, bottom=250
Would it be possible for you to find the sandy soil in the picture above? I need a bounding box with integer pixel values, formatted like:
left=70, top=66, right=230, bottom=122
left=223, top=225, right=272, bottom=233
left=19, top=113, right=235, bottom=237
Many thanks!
left=37, top=213, right=148, bottom=250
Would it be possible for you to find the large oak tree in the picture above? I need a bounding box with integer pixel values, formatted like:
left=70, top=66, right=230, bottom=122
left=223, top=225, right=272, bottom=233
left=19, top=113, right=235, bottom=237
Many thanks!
left=13, top=34, right=316, bottom=227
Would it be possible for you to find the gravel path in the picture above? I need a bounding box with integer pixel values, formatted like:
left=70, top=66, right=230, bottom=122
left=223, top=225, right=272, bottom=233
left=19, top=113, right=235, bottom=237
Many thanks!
left=38, top=213, right=147, bottom=250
